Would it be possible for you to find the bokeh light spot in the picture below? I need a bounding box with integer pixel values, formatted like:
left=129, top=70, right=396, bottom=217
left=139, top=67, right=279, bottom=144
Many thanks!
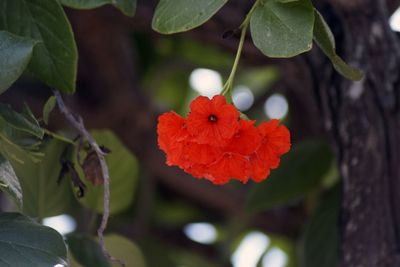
left=264, top=94, right=289, bottom=119
left=184, top=222, right=217, bottom=244
left=189, top=68, right=223, bottom=98
left=43, top=214, right=76, bottom=236
left=262, top=248, right=288, bottom=267
left=232, top=231, right=270, bottom=267
left=232, top=85, right=255, bottom=111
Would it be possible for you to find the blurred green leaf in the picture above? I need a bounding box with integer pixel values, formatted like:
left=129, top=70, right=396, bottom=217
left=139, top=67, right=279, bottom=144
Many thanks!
left=250, top=0, right=314, bottom=57
left=104, top=234, right=147, bottom=267
left=0, top=130, right=41, bottom=164
left=299, top=185, right=340, bottom=267
left=8, top=139, right=74, bottom=218
left=313, top=9, right=363, bottom=81
left=237, top=66, right=279, bottom=96
left=0, top=31, right=37, bottom=94
left=138, top=238, right=176, bottom=267
left=149, top=69, right=191, bottom=112
left=0, top=0, right=78, bottom=93
left=43, top=96, right=56, bottom=125
left=175, top=39, right=233, bottom=68
left=79, top=130, right=139, bottom=214
left=66, top=234, right=110, bottom=267
left=0, top=212, right=67, bottom=266
left=0, top=103, right=43, bottom=139
left=171, top=249, right=220, bottom=267
left=247, top=141, right=333, bottom=212
left=61, top=0, right=137, bottom=16
left=0, top=155, right=22, bottom=208
left=154, top=201, right=204, bottom=226
left=152, top=0, right=227, bottom=34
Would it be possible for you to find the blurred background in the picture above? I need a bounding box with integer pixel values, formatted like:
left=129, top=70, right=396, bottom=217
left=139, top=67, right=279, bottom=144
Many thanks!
left=1, top=0, right=400, bottom=266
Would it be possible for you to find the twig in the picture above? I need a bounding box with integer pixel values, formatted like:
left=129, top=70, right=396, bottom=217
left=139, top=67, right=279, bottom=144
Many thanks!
left=53, top=90, right=126, bottom=267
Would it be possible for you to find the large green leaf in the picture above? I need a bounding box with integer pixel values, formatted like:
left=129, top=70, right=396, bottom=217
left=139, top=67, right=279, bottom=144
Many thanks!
left=0, top=212, right=67, bottom=266
left=60, top=0, right=137, bottom=16
left=250, top=0, right=314, bottom=57
left=0, top=155, right=22, bottom=208
left=104, top=234, right=146, bottom=267
left=0, top=0, right=78, bottom=93
left=299, top=185, right=340, bottom=267
left=0, top=103, right=43, bottom=139
left=152, top=0, right=227, bottom=34
left=0, top=31, right=37, bottom=94
left=79, top=130, right=139, bottom=214
left=8, top=139, right=74, bottom=219
left=247, top=141, right=333, bottom=212
left=66, top=234, right=111, bottom=267
left=313, top=9, right=363, bottom=81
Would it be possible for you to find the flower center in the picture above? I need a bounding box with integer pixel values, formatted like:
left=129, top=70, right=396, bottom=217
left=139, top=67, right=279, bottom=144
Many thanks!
left=208, top=114, right=218, bottom=123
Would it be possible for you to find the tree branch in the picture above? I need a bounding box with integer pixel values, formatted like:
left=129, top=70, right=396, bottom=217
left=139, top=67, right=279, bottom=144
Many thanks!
left=53, top=90, right=126, bottom=267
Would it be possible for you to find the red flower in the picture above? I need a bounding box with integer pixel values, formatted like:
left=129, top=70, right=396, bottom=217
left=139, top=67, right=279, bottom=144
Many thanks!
left=157, top=95, right=291, bottom=185
left=187, top=95, right=239, bottom=147
left=224, top=120, right=262, bottom=156
left=157, top=112, right=188, bottom=166
left=207, top=153, right=250, bottom=184
left=250, top=119, right=291, bottom=182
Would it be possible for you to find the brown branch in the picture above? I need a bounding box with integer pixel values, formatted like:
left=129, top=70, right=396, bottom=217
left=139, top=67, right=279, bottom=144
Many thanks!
left=53, top=90, right=126, bottom=267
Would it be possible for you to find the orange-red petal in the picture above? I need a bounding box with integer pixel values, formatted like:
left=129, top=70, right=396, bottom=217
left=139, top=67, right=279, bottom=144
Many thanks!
left=207, top=152, right=250, bottom=184
left=224, top=120, right=262, bottom=155
left=187, top=95, right=239, bottom=147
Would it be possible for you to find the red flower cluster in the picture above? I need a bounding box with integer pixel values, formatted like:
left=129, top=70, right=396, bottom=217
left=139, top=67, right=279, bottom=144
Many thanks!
left=157, top=95, right=291, bottom=185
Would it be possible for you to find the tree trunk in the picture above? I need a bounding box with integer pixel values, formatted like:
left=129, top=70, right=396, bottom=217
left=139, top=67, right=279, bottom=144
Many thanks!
left=310, top=1, right=400, bottom=266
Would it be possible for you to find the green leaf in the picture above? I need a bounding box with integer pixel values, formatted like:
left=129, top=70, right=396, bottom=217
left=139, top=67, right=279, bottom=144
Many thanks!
left=8, top=139, right=74, bottom=219
left=313, top=9, right=363, bottom=81
left=113, top=0, right=137, bottom=16
left=104, top=234, right=146, bottom=267
left=0, top=103, right=44, bottom=139
left=0, top=31, right=37, bottom=94
left=79, top=130, right=139, bottom=214
left=0, top=212, right=67, bottom=266
left=299, top=185, right=340, bottom=267
left=0, top=0, right=78, bottom=93
left=250, top=0, right=314, bottom=57
left=247, top=141, right=333, bottom=212
left=60, top=0, right=110, bottom=9
left=152, top=0, right=227, bottom=34
left=0, top=155, right=22, bottom=208
left=0, top=131, right=40, bottom=164
left=66, top=234, right=111, bottom=267
left=43, top=96, right=56, bottom=125
left=60, top=0, right=137, bottom=16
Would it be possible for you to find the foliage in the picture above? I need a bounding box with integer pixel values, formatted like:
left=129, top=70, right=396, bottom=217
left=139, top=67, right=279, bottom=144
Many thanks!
left=0, top=212, right=67, bottom=266
left=78, top=130, right=139, bottom=214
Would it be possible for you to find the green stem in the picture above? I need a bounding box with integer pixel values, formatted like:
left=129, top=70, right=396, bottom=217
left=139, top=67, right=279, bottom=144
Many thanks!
left=221, top=0, right=261, bottom=97
left=44, top=129, right=76, bottom=146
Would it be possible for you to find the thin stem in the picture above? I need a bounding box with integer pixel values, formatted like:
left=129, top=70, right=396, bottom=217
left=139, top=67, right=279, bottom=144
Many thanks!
left=222, top=0, right=262, bottom=96
left=53, top=90, right=126, bottom=267
left=43, top=129, right=75, bottom=146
